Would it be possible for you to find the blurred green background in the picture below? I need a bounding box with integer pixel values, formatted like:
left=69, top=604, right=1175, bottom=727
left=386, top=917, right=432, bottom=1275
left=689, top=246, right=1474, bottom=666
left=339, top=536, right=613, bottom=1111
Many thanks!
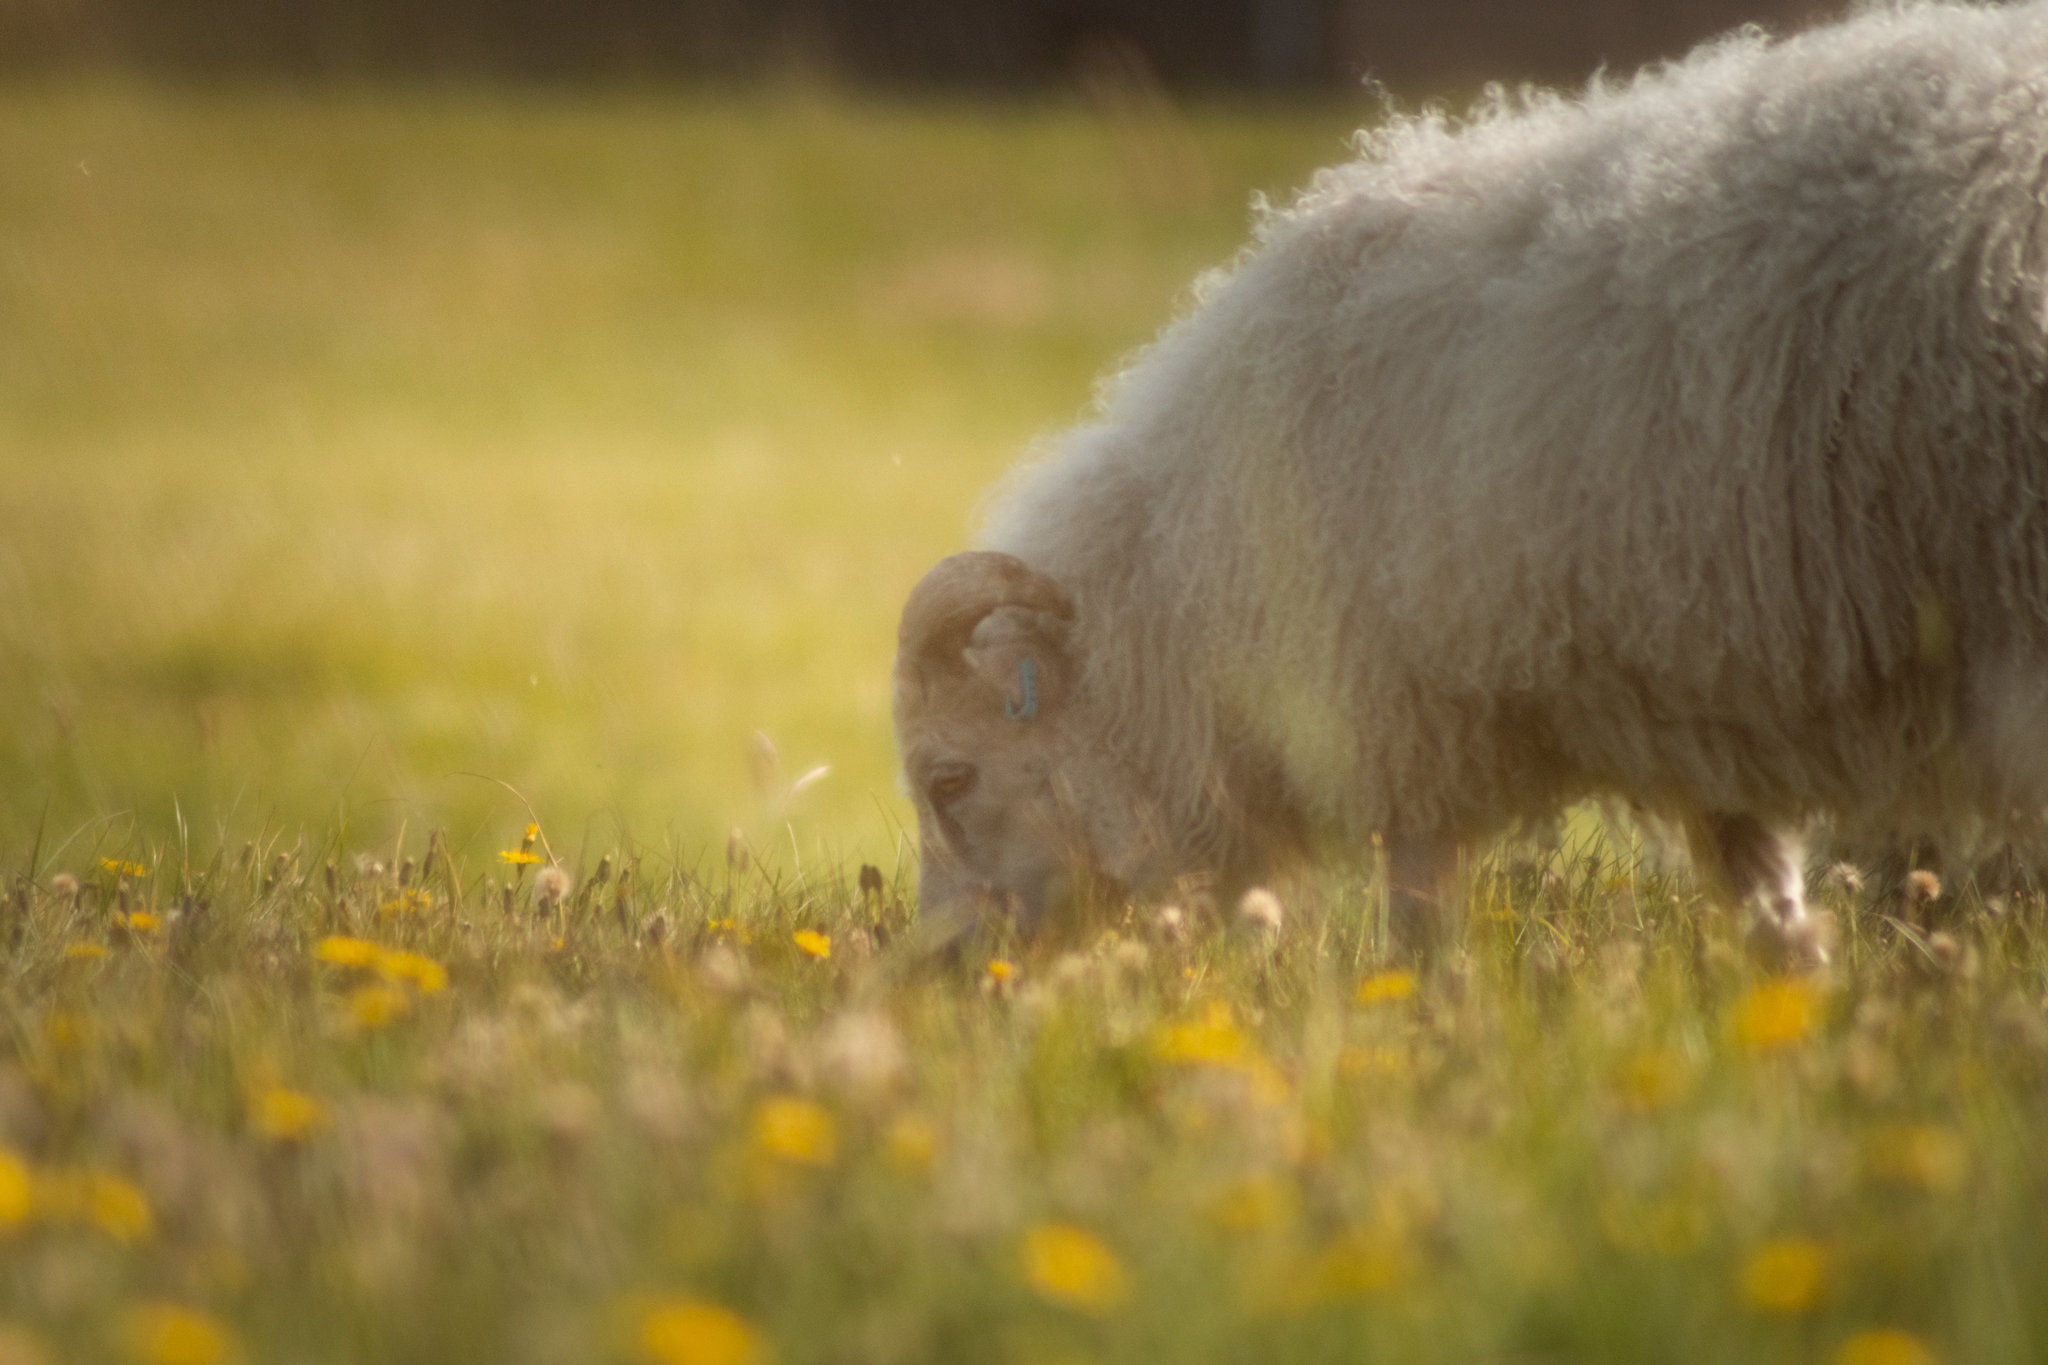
left=0, top=80, right=1371, bottom=869
left=0, top=0, right=1841, bottom=872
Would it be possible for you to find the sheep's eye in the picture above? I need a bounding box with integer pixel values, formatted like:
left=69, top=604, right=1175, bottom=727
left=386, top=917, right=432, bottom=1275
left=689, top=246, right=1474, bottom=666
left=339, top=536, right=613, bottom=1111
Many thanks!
left=927, top=762, right=977, bottom=805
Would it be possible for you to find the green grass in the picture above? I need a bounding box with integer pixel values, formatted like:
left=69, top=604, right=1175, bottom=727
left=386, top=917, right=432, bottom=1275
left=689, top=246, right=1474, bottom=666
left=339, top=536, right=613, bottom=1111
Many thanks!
left=0, top=832, right=2042, bottom=1364
left=0, top=79, right=1365, bottom=871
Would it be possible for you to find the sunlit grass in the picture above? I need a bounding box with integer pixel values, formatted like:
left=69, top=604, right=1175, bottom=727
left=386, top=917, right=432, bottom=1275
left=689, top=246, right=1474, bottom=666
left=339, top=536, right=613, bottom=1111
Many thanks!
left=0, top=81, right=1365, bottom=869
left=0, top=827, right=2041, bottom=1363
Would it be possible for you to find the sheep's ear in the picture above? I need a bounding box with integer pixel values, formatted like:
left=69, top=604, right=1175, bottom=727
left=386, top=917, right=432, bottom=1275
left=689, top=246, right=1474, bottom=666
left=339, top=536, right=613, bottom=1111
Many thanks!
left=962, top=604, right=1070, bottom=722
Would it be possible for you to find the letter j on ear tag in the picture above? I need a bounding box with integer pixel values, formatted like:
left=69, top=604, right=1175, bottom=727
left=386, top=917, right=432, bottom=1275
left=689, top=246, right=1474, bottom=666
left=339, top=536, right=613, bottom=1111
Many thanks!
left=1005, top=658, right=1038, bottom=721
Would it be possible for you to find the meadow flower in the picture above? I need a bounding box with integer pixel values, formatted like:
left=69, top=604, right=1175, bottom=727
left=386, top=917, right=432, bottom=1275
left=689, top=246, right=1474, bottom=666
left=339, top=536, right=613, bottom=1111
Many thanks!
left=62, top=942, right=107, bottom=961
left=377, top=889, right=433, bottom=918
left=1238, top=887, right=1283, bottom=933
left=377, top=950, right=448, bottom=994
left=253, top=1088, right=329, bottom=1142
left=1734, top=980, right=1822, bottom=1052
left=121, top=1302, right=236, bottom=1365
left=1740, top=1237, right=1828, bottom=1314
left=1835, top=1328, right=1940, bottom=1365
left=1865, top=1124, right=1969, bottom=1193
left=86, top=1173, right=154, bottom=1243
left=100, top=859, right=149, bottom=879
left=534, top=864, right=571, bottom=910
left=1155, top=1002, right=1252, bottom=1066
left=0, top=1149, right=31, bottom=1229
left=1021, top=1222, right=1129, bottom=1313
left=1356, top=970, right=1418, bottom=1006
left=792, top=930, right=830, bottom=959
left=498, top=849, right=542, bottom=867
left=121, top=911, right=161, bottom=934
left=314, top=936, right=381, bottom=968
left=346, top=984, right=410, bottom=1030
left=752, top=1096, right=836, bottom=1166
left=986, top=958, right=1016, bottom=983
left=636, top=1297, right=763, bottom=1365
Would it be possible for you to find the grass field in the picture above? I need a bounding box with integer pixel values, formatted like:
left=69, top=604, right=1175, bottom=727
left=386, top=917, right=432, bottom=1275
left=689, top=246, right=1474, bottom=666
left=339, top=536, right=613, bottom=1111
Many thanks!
left=0, top=78, right=1363, bottom=874
left=3, top=80, right=2046, bottom=1365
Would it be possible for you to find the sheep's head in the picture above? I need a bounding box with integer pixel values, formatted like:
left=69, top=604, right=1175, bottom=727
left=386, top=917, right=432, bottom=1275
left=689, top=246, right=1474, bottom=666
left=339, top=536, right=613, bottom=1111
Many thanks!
left=893, top=551, right=1149, bottom=944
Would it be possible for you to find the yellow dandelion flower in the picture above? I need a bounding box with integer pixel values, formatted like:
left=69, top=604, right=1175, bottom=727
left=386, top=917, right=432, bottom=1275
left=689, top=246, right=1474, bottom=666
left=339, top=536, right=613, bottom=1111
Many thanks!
left=377, top=889, right=433, bottom=918
left=62, top=942, right=107, bottom=961
left=1155, top=1001, right=1251, bottom=1066
left=0, top=1149, right=32, bottom=1229
left=636, top=1298, right=763, bottom=1365
left=1735, top=980, right=1822, bottom=1051
left=1615, top=1049, right=1691, bottom=1113
left=346, top=984, right=409, bottom=1030
left=498, top=850, right=542, bottom=866
left=1741, top=1237, right=1828, bottom=1314
left=792, top=930, right=831, bottom=959
left=314, top=936, right=381, bottom=968
left=1866, top=1125, right=1969, bottom=1193
left=885, top=1115, right=937, bottom=1171
left=1356, top=970, right=1418, bottom=1006
left=121, top=1302, right=235, bottom=1365
left=376, top=949, right=448, bottom=994
left=986, top=959, right=1015, bottom=982
left=123, top=912, right=161, bottom=934
left=1022, top=1223, right=1129, bottom=1314
left=1836, top=1328, right=1940, bottom=1365
left=87, top=1173, right=153, bottom=1243
left=100, top=859, right=149, bottom=879
left=253, top=1088, right=328, bottom=1142
left=753, top=1096, right=836, bottom=1167
left=524, top=822, right=540, bottom=841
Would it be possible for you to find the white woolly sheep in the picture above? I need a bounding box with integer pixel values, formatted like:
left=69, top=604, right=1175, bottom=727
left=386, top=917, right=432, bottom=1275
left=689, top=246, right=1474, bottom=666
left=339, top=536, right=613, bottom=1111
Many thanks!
left=893, top=0, right=2048, bottom=964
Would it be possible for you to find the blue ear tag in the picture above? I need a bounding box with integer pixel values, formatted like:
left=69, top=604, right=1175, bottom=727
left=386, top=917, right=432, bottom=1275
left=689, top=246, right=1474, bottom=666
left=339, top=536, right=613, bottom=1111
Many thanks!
left=1004, top=658, right=1038, bottom=721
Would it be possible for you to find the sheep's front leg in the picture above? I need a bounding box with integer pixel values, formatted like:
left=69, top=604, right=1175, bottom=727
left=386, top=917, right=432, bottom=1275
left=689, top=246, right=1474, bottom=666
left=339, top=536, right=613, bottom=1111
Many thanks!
left=1690, top=813, right=1829, bottom=971
left=1386, top=835, right=1460, bottom=961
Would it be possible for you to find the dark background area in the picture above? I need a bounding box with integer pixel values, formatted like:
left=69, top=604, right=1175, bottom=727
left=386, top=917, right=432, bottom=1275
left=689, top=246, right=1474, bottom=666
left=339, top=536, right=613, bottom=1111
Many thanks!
left=2, top=0, right=1842, bottom=94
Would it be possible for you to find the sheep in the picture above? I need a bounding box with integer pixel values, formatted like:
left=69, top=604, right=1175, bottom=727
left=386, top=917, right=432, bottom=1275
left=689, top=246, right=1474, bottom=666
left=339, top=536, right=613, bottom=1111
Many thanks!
left=892, top=0, right=2048, bottom=966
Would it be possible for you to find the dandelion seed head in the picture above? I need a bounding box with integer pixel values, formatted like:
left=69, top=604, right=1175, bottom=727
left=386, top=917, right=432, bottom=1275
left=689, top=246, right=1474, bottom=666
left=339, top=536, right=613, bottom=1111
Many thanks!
left=534, top=864, right=571, bottom=909
left=1238, top=887, right=1283, bottom=932
left=817, top=1010, right=907, bottom=1096
left=1905, top=869, right=1942, bottom=905
left=48, top=874, right=77, bottom=903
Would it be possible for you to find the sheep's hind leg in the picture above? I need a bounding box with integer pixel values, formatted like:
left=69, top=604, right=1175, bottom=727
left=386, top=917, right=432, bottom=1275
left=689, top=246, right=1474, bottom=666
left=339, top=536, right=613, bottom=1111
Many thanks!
left=1689, top=813, right=1830, bottom=972
left=1386, top=836, right=1460, bottom=962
